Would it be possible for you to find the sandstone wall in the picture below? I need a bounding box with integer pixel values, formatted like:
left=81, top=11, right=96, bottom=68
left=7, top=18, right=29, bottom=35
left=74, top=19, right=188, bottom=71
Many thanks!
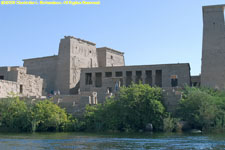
left=80, top=63, right=191, bottom=103
left=0, top=67, right=43, bottom=98
left=23, top=56, right=58, bottom=93
left=55, top=36, right=98, bottom=95
left=0, top=80, right=19, bottom=98
left=52, top=91, right=97, bottom=116
left=17, top=71, right=43, bottom=98
left=201, top=5, right=225, bottom=89
left=97, top=47, right=125, bottom=67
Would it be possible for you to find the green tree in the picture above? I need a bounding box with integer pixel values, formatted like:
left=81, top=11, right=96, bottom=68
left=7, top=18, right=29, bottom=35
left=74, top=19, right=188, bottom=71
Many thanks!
left=31, top=100, right=68, bottom=132
left=84, top=83, right=166, bottom=132
left=177, top=87, right=225, bottom=131
left=0, top=97, right=31, bottom=132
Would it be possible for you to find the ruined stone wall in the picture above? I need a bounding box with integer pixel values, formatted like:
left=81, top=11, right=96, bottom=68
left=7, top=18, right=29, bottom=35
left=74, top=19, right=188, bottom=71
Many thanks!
left=162, top=87, right=182, bottom=114
left=0, top=80, right=19, bottom=98
left=0, top=67, right=43, bottom=98
left=17, top=71, right=43, bottom=98
left=0, top=67, right=19, bottom=82
left=52, top=91, right=97, bottom=116
left=23, top=56, right=58, bottom=93
left=201, top=5, right=225, bottom=89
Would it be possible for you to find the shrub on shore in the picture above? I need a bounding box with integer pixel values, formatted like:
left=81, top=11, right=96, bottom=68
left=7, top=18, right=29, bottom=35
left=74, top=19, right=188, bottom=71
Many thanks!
left=0, top=98, right=77, bottom=132
left=176, top=87, right=225, bottom=131
left=84, top=83, right=166, bottom=132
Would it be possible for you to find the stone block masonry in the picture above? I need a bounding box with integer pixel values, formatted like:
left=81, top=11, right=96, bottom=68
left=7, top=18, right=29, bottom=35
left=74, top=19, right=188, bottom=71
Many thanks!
left=0, top=66, right=43, bottom=98
left=201, top=5, right=225, bottom=89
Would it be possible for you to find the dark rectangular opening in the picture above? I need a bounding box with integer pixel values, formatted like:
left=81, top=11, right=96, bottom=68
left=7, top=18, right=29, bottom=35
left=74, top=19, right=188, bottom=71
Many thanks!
left=85, top=73, right=92, bottom=85
left=20, top=85, right=23, bottom=94
left=107, top=87, right=112, bottom=93
left=95, top=72, right=102, bottom=87
left=119, top=78, right=123, bottom=86
left=145, top=70, right=152, bottom=86
left=0, top=75, right=4, bottom=80
left=171, top=75, right=178, bottom=87
left=171, top=79, right=178, bottom=87
left=105, top=72, right=112, bottom=78
left=115, top=71, right=123, bottom=77
left=135, top=71, right=142, bottom=83
left=126, top=71, right=132, bottom=86
left=155, top=70, right=162, bottom=87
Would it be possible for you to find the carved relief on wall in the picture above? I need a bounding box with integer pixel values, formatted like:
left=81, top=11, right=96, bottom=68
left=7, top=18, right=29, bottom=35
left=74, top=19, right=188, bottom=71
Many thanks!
left=72, top=68, right=80, bottom=83
left=72, top=56, right=76, bottom=68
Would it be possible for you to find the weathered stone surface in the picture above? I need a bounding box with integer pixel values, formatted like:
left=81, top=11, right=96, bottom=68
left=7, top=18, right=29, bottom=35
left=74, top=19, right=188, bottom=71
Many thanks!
left=0, top=66, right=43, bottom=98
left=80, top=63, right=191, bottom=103
left=23, top=36, right=125, bottom=95
left=0, top=80, right=19, bottom=98
left=201, top=5, right=225, bottom=89
left=97, top=47, right=125, bottom=67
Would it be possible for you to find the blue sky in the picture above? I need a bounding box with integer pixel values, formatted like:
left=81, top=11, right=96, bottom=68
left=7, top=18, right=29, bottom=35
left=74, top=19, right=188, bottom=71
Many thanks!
left=0, top=0, right=225, bottom=75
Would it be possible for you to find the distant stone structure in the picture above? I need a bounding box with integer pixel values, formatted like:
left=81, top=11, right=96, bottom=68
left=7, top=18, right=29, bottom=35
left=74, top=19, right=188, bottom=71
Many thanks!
left=0, top=66, right=43, bottom=98
left=20, top=35, right=191, bottom=113
left=23, top=36, right=125, bottom=95
left=201, top=5, right=225, bottom=89
left=80, top=63, right=191, bottom=103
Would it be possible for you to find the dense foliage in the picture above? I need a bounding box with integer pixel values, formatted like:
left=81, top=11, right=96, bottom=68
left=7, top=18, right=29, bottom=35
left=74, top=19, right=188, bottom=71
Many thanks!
left=84, top=84, right=166, bottom=132
left=1, top=85, right=225, bottom=133
left=0, top=98, right=78, bottom=132
left=177, top=87, right=225, bottom=131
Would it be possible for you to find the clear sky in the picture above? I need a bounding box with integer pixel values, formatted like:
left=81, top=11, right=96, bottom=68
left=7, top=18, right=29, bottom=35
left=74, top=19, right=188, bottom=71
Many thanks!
left=0, top=0, right=225, bottom=75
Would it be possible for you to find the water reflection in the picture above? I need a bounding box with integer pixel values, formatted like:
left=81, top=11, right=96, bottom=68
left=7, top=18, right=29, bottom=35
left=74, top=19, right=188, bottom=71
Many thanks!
left=0, top=132, right=224, bottom=150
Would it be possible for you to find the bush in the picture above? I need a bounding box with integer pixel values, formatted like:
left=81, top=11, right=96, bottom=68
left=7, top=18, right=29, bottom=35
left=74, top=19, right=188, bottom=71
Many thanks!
left=0, top=98, right=81, bottom=132
left=0, top=97, right=31, bottom=132
left=31, top=100, right=68, bottom=132
left=163, top=114, right=180, bottom=132
left=177, top=87, right=225, bottom=131
left=84, top=83, right=166, bottom=132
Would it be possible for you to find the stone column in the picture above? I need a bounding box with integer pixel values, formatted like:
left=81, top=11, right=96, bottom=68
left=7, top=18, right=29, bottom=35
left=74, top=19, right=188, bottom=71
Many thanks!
left=152, top=70, right=156, bottom=86
left=142, top=70, right=146, bottom=84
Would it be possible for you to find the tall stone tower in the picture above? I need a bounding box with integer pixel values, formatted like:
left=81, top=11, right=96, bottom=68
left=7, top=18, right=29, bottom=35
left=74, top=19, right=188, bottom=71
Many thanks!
left=55, top=36, right=98, bottom=94
left=201, top=5, right=225, bottom=89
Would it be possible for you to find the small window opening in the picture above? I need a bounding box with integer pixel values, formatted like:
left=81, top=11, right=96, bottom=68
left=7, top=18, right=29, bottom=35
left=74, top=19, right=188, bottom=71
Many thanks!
left=85, top=73, right=92, bottom=85
left=20, top=85, right=23, bottom=94
left=95, top=72, right=102, bottom=87
left=155, top=70, right=162, bottom=87
left=105, top=72, right=112, bottom=78
left=171, top=75, right=178, bottom=87
left=135, top=71, right=142, bottom=83
left=145, top=70, right=152, bottom=86
left=115, top=71, right=123, bottom=77
left=126, top=71, right=132, bottom=86
left=111, top=55, right=113, bottom=59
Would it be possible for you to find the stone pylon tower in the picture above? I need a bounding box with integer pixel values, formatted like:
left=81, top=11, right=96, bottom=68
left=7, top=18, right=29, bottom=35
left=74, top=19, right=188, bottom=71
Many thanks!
left=55, top=36, right=98, bottom=94
left=201, top=5, right=225, bottom=89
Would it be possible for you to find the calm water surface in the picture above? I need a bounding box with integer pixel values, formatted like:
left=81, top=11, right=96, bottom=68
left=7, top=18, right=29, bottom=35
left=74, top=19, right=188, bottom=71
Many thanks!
left=0, top=132, right=224, bottom=150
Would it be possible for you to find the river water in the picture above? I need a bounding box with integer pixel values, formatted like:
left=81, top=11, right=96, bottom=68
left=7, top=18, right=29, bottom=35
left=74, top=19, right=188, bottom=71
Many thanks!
left=0, top=132, right=224, bottom=150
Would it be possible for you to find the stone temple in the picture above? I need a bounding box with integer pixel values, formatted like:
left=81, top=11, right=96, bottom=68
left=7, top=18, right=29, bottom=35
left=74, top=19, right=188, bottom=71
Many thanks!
left=0, top=4, right=224, bottom=114
left=23, top=36, right=125, bottom=95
